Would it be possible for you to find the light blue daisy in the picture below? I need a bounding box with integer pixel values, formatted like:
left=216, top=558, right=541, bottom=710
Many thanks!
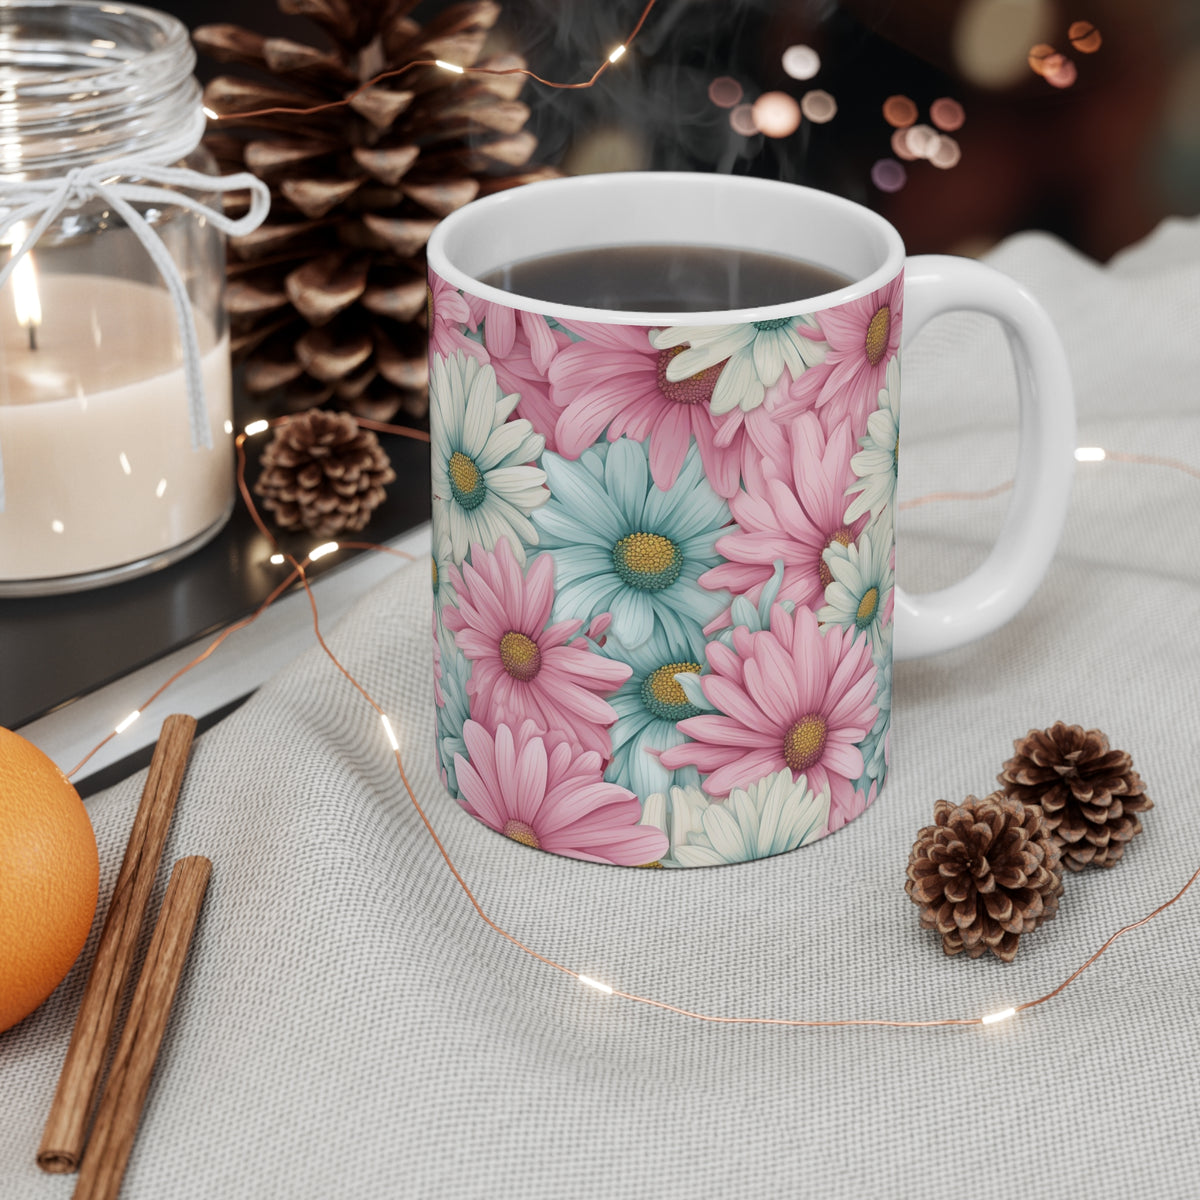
left=817, top=524, right=894, bottom=646
left=641, top=771, right=830, bottom=868
left=601, top=630, right=705, bottom=798
left=844, top=354, right=899, bottom=524
left=854, top=629, right=892, bottom=793
left=429, top=349, right=548, bottom=564
left=651, top=315, right=825, bottom=415
left=435, top=635, right=472, bottom=795
left=531, top=438, right=732, bottom=660
left=710, top=559, right=795, bottom=650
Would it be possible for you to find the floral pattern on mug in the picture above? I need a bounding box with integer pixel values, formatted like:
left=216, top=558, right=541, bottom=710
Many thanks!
left=429, top=267, right=901, bottom=867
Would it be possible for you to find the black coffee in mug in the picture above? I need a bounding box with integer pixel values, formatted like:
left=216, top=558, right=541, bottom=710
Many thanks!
left=478, top=244, right=851, bottom=312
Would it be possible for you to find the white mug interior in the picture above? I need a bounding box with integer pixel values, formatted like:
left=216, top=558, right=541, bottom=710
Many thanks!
left=427, top=172, right=906, bottom=327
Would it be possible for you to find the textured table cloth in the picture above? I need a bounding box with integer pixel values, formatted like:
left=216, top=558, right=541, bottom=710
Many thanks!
left=3, top=218, right=1199, bottom=1199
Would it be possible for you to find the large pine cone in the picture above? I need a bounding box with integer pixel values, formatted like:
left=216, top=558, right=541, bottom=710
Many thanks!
left=998, top=722, right=1152, bottom=871
left=195, top=0, right=555, bottom=422
left=254, top=409, right=396, bottom=536
left=906, top=794, right=1064, bottom=962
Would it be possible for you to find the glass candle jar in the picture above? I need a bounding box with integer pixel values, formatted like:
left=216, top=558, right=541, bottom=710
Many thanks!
left=0, top=1, right=245, bottom=595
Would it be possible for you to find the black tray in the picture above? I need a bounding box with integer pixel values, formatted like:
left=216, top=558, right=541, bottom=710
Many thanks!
left=0, top=432, right=431, bottom=731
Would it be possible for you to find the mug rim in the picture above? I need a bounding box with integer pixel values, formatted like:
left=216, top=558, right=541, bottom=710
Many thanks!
left=427, top=171, right=906, bottom=327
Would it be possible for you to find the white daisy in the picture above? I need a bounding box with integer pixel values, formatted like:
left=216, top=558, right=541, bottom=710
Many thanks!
left=638, top=784, right=710, bottom=867
left=844, top=354, right=899, bottom=523
left=642, top=771, right=830, bottom=867
left=817, top=523, right=894, bottom=645
left=429, top=350, right=548, bottom=564
left=431, top=513, right=457, bottom=612
left=651, top=315, right=825, bottom=415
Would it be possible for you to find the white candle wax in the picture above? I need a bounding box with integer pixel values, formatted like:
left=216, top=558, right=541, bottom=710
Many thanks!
left=0, top=274, right=233, bottom=583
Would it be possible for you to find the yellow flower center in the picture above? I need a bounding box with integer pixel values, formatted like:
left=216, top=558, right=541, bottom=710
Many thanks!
left=431, top=556, right=438, bottom=591
left=784, top=713, right=827, bottom=772
left=646, top=662, right=698, bottom=706
left=448, top=451, right=481, bottom=493
left=499, top=630, right=542, bottom=682
left=641, top=661, right=703, bottom=720
left=612, top=531, right=683, bottom=591
left=503, top=819, right=541, bottom=848
left=819, top=527, right=854, bottom=588
left=865, top=305, right=890, bottom=366
left=447, top=450, right=486, bottom=510
left=856, top=586, right=879, bottom=629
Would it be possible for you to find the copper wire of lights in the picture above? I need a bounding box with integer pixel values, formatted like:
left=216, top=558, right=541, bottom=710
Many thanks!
left=62, top=420, right=1200, bottom=1032
left=203, top=0, right=661, bottom=124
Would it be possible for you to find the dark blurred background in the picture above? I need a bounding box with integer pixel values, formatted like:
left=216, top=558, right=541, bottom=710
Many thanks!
left=171, top=0, right=1200, bottom=262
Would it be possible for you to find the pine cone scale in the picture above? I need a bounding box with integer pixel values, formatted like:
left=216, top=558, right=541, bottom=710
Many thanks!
left=999, top=723, right=1152, bottom=871
left=254, top=410, right=396, bottom=537
left=907, top=794, right=1064, bottom=962
left=199, top=0, right=547, bottom=422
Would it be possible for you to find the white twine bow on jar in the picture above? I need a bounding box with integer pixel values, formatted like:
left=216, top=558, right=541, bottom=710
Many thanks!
left=0, top=150, right=271, bottom=511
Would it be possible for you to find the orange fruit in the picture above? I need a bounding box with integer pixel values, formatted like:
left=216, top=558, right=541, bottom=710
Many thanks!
left=0, top=728, right=99, bottom=1034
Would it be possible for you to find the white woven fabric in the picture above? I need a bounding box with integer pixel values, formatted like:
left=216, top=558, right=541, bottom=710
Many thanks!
left=3, top=219, right=1199, bottom=1199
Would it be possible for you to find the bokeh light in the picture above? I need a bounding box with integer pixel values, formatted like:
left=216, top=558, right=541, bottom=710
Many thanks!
left=904, top=123, right=939, bottom=158
left=930, top=98, right=965, bottom=132
left=954, top=0, right=1054, bottom=89
left=1043, top=55, right=1078, bottom=89
left=890, top=127, right=918, bottom=161
left=729, top=104, right=758, bottom=136
left=1069, top=20, right=1102, bottom=53
left=871, top=158, right=907, bottom=193
left=929, top=135, right=962, bottom=169
left=882, top=95, right=918, bottom=128
left=1027, top=43, right=1056, bottom=75
left=781, top=44, right=821, bottom=81
left=708, top=76, right=743, bottom=108
left=752, top=91, right=802, bottom=138
left=800, top=89, right=837, bottom=123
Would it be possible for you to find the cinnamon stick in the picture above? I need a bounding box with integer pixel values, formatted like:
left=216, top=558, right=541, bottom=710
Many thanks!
left=38, top=714, right=197, bottom=1174
left=73, top=857, right=212, bottom=1200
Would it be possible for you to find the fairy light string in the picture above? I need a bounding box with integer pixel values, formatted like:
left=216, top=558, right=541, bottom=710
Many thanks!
left=62, top=419, right=1200, bottom=1032
left=205, top=0, right=660, bottom=124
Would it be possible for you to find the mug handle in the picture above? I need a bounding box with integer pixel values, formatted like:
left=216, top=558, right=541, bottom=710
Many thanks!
left=893, top=254, right=1076, bottom=661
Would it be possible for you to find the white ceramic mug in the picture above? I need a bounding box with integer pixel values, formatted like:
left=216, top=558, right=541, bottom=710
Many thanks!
left=426, top=173, right=1075, bottom=867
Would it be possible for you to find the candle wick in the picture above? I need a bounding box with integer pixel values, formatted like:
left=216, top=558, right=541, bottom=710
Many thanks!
left=27, top=323, right=37, bottom=352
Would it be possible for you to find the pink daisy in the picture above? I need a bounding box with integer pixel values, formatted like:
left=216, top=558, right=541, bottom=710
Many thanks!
left=828, top=779, right=879, bottom=835
left=548, top=320, right=743, bottom=498
left=456, top=719, right=670, bottom=865
left=659, top=606, right=878, bottom=814
left=442, top=539, right=631, bottom=758
left=428, top=272, right=486, bottom=363
left=465, top=295, right=568, bottom=451
left=700, top=412, right=869, bottom=623
left=789, top=274, right=902, bottom=436
left=710, top=374, right=806, bottom=496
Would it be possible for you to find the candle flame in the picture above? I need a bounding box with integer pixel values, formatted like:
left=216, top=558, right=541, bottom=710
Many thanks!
left=7, top=222, right=42, bottom=341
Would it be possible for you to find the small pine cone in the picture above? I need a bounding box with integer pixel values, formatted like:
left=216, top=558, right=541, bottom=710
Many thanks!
left=254, top=409, right=396, bottom=538
left=906, top=794, right=1064, bottom=962
left=998, top=722, right=1153, bottom=871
